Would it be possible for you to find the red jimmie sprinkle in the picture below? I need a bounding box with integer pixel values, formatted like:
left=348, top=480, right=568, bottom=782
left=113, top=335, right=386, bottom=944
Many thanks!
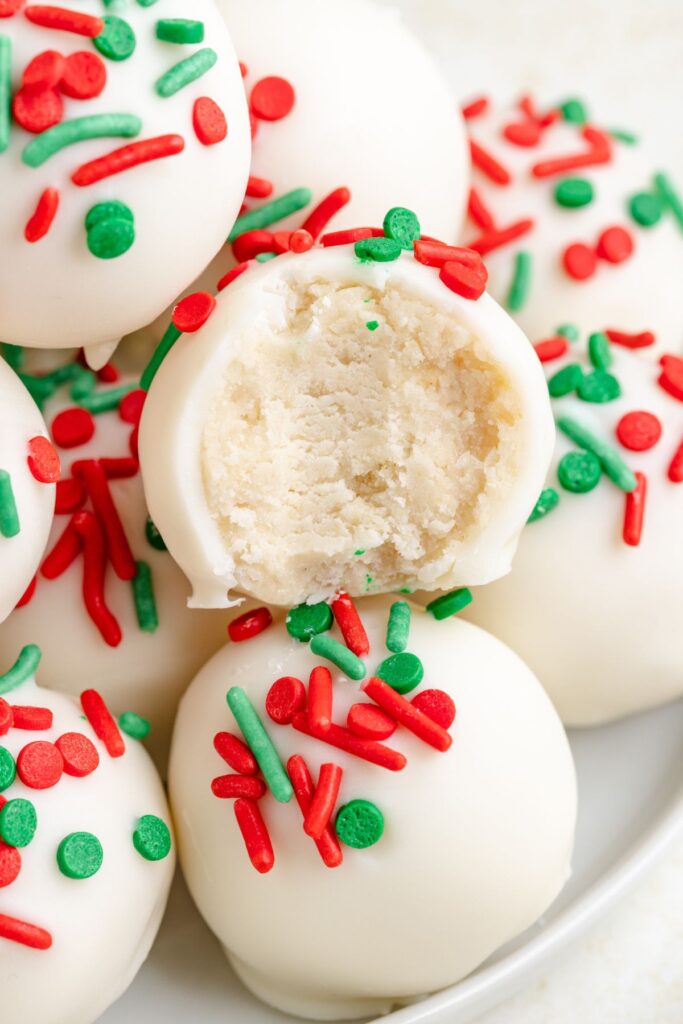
left=467, top=187, right=495, bottom=231
left=321, top=226, right=384, bottom=247
left=658, top=354, right=683, bottom=402
left=331, top=592, right=369, bottom=656
left=15, top=575, right=37, bottom=608
left=81, top=689, right=125, bottom=757
left=605, top=329, right=656, bottom=350
left=193, top=96, right=228, bottom=146
left=414, top=240, right=482, bottom=269
left=55, top=731, right=99, bottom=777
left=27, top=435, right=60, bottom=483
left=118, top=388, right=146, bottom=426
left=616, top=411, right=662, bottom=452
left=217, top=261, right=251, bottom=291
left=51, top=406, right=95, bottom=449
left=24, top=187, right=60, bottom=243
left=410, top=689, right=457, bottom=729
left=347, top=702, right=397, bottom=741
left=0, top=0, right=24, bottom=17
left=73, top=461, right=136, bottom=581
left=172, top=292, right=216, bottom=333
left=60, top=50, right=106, bottom=100
left=0, top=913, right=52, bottom=949
left=96, top=361, right=118, bottom=384
left=440, top=258, right=488, bottom=300
left=23, top=5, right=104, bottom=37
left=71, top=135, right=185, bottom=187
left=304, top=762, right=342, bottom=840
left=228, top=606, right=273, bottom=642
left=461, top=96, right=489, bottom=119
left=469, top=218, right=535, bottom=257
left=0, top=843, right=21, bottom=888
left=0, top=698, right=12, bottom=735
left=41, top=516, right=81, bottom=579
left=55, top=476, right=85, bottom=513
left=532, top=126, right=612, bottom=178
left=233, top=798, right=275, bottom=873
left=16, top=740, right=64, bottom=789
left=246, top=175, right=273, bottom=199
left=563, top=242, right=597, bottom=281
left=469, top=139, right=511, bottom=185
left=534, top=336, right=570, bottom=363
left=96, top=456, right=138, bottom=479
left=362, top=676, right=452, bottom=752
left=265, top=676, right=306, bottom=725
left=211, top=774, right=266, bottom=800
left=291, top=713, right=407, bottom=772
left=13, top=86, right=63, bottom=133
left=300, top=187, right=351, bottom=241
left=623, top=471, right=647, bottom=547
left=250, top=75, right=295, bottom=122
left=307, top=666, right=332, bottom=732
left=10, top=705, right=53, bottom=730
left=668, top=439, right=683, bottom=483
left=503, top=119, right=542, bottom=147
left=213, top=731, right=258, bottom=775
left=287, top=754, right=342, bottom=868
left=232, top=228, right=276, bottom=263
left=596, top=225, right=634, bottom=264
left=72, top=511, right=123, bottom=646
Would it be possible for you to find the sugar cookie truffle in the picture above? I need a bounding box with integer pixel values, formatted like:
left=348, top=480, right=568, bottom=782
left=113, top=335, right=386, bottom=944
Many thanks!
left=140, top=234, right=554, bottom=607
left=169, top=595, right=577, bottom=1020
left=0, top=649, right=174, bottom=1024
left=0, top=362, right=228, bottom=765
left=465, top=337, right=683, bottom=724
left=0, top=0, right=249, bottom=365
left=462, top=95, right=683, bottom=353
left=0, top=356, right=57, bottom=624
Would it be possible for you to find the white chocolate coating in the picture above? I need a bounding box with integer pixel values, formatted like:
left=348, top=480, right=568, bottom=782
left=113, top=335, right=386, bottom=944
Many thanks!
left=464, top=344, right=683, bottom=724
left=0, top=357, right=55, bottom=624
left=140, top=246, right=554, bottom=608
left=0, top=674, right=175, bottom=1024
left=170, top=596, right=577, bottom=1020
left=0, top=0, right=250, bottom=354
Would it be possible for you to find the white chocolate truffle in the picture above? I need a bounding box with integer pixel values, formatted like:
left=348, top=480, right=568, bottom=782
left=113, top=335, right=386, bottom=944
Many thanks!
left=0, top=0, right=250, bottom=361
left=140, top=243, right=554, bottom=608
left=464, top=340, right=683, bottom=724
left=169, top=595, right=577, bottom=1021
left=0, top=661, right=175, bottom=1024
left=0, top=370, right=228, bottom=766
left=0, top=357, right=55, bottom=624
left=463, top=97, right=683, bottom=353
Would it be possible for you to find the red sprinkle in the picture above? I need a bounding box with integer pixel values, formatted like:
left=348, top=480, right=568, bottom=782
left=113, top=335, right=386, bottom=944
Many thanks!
left=228, top=606, right=273, bottom=643
left=658, top=354, right=683, bottom=402
left=118, top=388, right=146, bottom=426
left=468, top=218, right=534, bottom=256
left=172, top=291, right=216, bottom=334
left=16, top=740, right=64, bottom=789
left=300, top=187, right=351, bottom=241
left=27, top=435, right=60, bottom=483
left=96, top=456, right=138, bottom=480
left=0, top=698, right=12, bottom=735
left=24, top=187, right=60, bottom=243
left=503, top=119, right=542, bottom=147
left=596, top=225, right=634, bottom=264
left=288, top=229, right=314, bottom=254
left=563, top=242, right=598, bottom=281
left=623, top=471, right=647, bottom=547
left=15, top=576, right=37, bottom=608
left=41, top=515, right=81, bottom=579
left=246, top=175, right=273, bottom=199
left=250, top=75, right=295, bottom=121
left=0, top=913, right=52, bottom=950
left=534, top=336, right=570, bottom=363
left=347, top=702, right=397, bottom=741
left=321, top=226, right=384, bottom=247
left=467, top=187, right=496, bottom=231
left=73, top=461, right=136, bottom=581
left=363, top=676, right=452, bottom=752
left=60, top=49, right=106, bottom=99
left=330, top=592, right=369, bottom=656
left=461, top=96, right=489, bottom=119
left=307, top=666, right=332, bottom=733
left=192, top=96, right=227, bottom=146
left=0, top=0, right=24, bottom=17
left=96, top=361, right=118, bottom=384
left=469, top=139, right=511, bottom=185
left=291, top=713, right=407, bottom=772
left=616, top=411, right=662, bottom=452
left=265, top=676, right=306, bottom=725
left=605, top=329, right=655, bottom=350
left=668, top=439, right=683, bottom=483
left=81, top=689, right=124, bottom=757
left=532, top=126, right=612, bottom=178
left=414, top=240, right=482, bottom=269
left=71, top=134, right=185, bottom=187
left=72, top=511, right=123, bottom=645
left=13, top=85, right=63, bottom=133
left=23, top=5, right=104, bottom=37
left=287, top=754, right=342, bottom=868
left=211, top=775, right=266, bottom=800
left=54, top=475, right=85, bottom=514
left=55, top=731, right=99, bottom=776
left=232, top=228, right=276, bottom=263
left=410, top=689, right=456, bottom=729
left=233, top=798, right=274, bottom=873
left=0, top=843, right=21, bottom=888
left=440, top=258, right=488, bottom=300
left=217, top=261, right=251, bottom=291
left=51, top=407, right=95, bottom=449
left=23, top=49, right=64, bottom=89
left=304, top=762, right=342, bottom=840
left=10, top=705, right=53, bottom=730
left=213, top=731, right=258, bottom=775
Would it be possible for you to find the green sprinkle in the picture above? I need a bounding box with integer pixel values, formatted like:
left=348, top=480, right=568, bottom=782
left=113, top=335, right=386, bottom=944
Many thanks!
left=93, top=16, right=136, bottom=61
left=528, top=488, right=560, bottom=523
left=87, top=216, right=135, bottom=260
left=0, top=748, right=16, bottom=792
left=156, top=18, right=205, bottom=44
left=119, top=711, right=151, bottom=740
left=285, top=602, right=333, bottom=642
left=376, top=652, right=423, bottom=694
left=0, top=471, right=20, bottom=538
left=554, top=177, right=594, bottom=208
left=0, top=35, right=11, bottom=155
left=227, top=687, right=293, bottom=802
left=1, top=344, right=23, bottom=372
left=57, top=832, right=103, bottom=879
left=136, top=0, right=159, bottom=5
left=132, top=561, right=158, bottom=633
left=0, top=799, right=36, bottom=848
left=77, top=382, right=136, bottom=413
left=85, top=200, right=134, bottom=231
left=255, top=251, right=278, bottom=262
left=366, top=320, right=379, bottom=331
left=654, top=171, right=683, bottom=232
left=0, top=645, right=41, bottom=695
left=40, top=363, right=81, bottom=388
left=426, top=588, right=473, bottom=621
left=548, top=363, right=583, bottom=398
left=629, top=191, right=662, bottom=227
left=558, top=450, right=601, bottom=493
left=556, top=416, right=636, bottom=492
left=140, top=321, right=182, bottom=391
left=22, top=113, right=141, bottom=168
left=386, top=601, right=411, bottom=653
left=559, top=98, right=588, bottom=124
left=588, top=331, right=612, bottom=371
left=335, top=799, right=384, bottom=849
left=577, top=370, right=621, bottom=403
left=155, top=47, right=217, bottom=98
left=145, top=516, right=167, bottom=551
left=355, top=236, right=401, bottom=263
left=382, top=207, right=420, bottom=250
left=310, top=634, right=366, bottom=680
left=228, top=188, right=312, bottom=242
left=556, top=323, right=580, bottom=341
left=354, top=549, right=365, bottom=556
left=133, top=815, right=172, bottom=861
left=70, top=368, right=96, bottom=402
left=610, top=128, right=638, bottom=145
left=18, top=372, right=56, bottom=409
left=506, top=250, right=532, bottom=311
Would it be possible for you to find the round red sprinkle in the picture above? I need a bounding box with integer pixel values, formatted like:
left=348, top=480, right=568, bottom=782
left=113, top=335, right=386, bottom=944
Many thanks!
left=16, top=741, right=64, bottom=790
left=60, top=50, right=106, bottom=100
left=22, top=49, right=65, bottom=90
left=534, top=336, right=569, bottom=363
left=563, top=242, right=597, bottom=280
left=347, top=703, right=397, bottom=741
left=51, top=407, right=95, bottom=449
left=0, top=699, right=12, bottom=736
left=10, top=706, right=53, bottom=730
left=193, top=96, right=227, bottom=146
left=228, top=606, right=273, bottom=642
left=596, top=226, right=634, bottom=264
left=503, top=120, right=541, bottom=147
left=439, top=258, right=488, bottom=300
left=213, top=731, right=258, bottom=775
left=172, top=292, right=216, bottom=333
left=118, top=388, right=146, bottom=426
left=27, top=435, right=60, bottom=483
left=250, top=75, right=295, bottom=122
left=0, top=0, right=23, bottom=16
left=13, top=86, right=63, bottom=133
left=616, top=411, right=662, bottom=452
left=96, top=361, right=118, bottom=384
left=0, top=843, right=21, bottom=888
left=55, top=732, right=99, bottom=777
left=410, top=689, right=456, bottom=729
left=265, top=676, right=306, bottom=725
left=289, top=229, right=314, bottom=254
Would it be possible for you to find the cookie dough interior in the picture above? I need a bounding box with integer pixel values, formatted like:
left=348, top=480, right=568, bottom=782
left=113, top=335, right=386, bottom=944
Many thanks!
left=202, top=279, right=523, bottom=605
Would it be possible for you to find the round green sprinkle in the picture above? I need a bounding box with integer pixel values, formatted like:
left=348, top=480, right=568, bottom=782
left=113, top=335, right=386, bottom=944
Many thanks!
left=335, top=800, right=384, bottom=849
left=93, top=16, right=136, bottom=61
left=87, top=216, right=135, bottom=260
left=133, top=815, right=172, bottom=861
left=376, top=652, right=423, bottom=694
left=557, top=450, right=601, bottom=493
left=382, top=207, right=420, bottom=250
left=528, top=488, right=560, bottom=523
left=57, top=832, right=103, bottom=879
left=309, top=634, right=366, bottom=680
left=285, top=602, right=333, bottom=642
left=140, top=321, right=182, bottom=392
left=0, top=471, right=20, bottom=539
left=228, top=188, right=313, bottom=242
left=555, top=177, right=594, bottom=208
left=426, top=588, right=473, bottom=621
left=354, top=236, right=402, bottom=263
left=85, top=200, right=134, bottom=232
left=227, top=687, right=293, bottom=803
left=23, top=113, right=141, bottom=168
left=386, top=601, right=411, bottom=653
left=556, top=416, right=636, bottom=493
left=156, top=18, right=205, bottom=44
left=629, top=192, right=663, bottom=227
left=0, top=799, right=37, bottom=848
left=0, top=645, right=41, bottom=696
left=366, top=320, right=379, bottom=331
left=155, top=47, right=217, bottom=98
left=559, top=98, right=588, bottom=124
left=548, top=363, right=583, bottom=398
left=145, top=516, right=167, bottom=551
left=588, top=331, right=612, bottom=371
left=0, top=36, right=11, bottom=156
left=555, top=323, right=580, bottom=341
left=76, top=382, right=137, bottom=414
left=577, top=370, right=621, bottom=404
left=506, top=250, right=532, bottom=311
left=0, top=747, right=16, bottom=792
left=131, top=561, right=158, bottom=633
left=119, top=711, right=151, bottom=740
